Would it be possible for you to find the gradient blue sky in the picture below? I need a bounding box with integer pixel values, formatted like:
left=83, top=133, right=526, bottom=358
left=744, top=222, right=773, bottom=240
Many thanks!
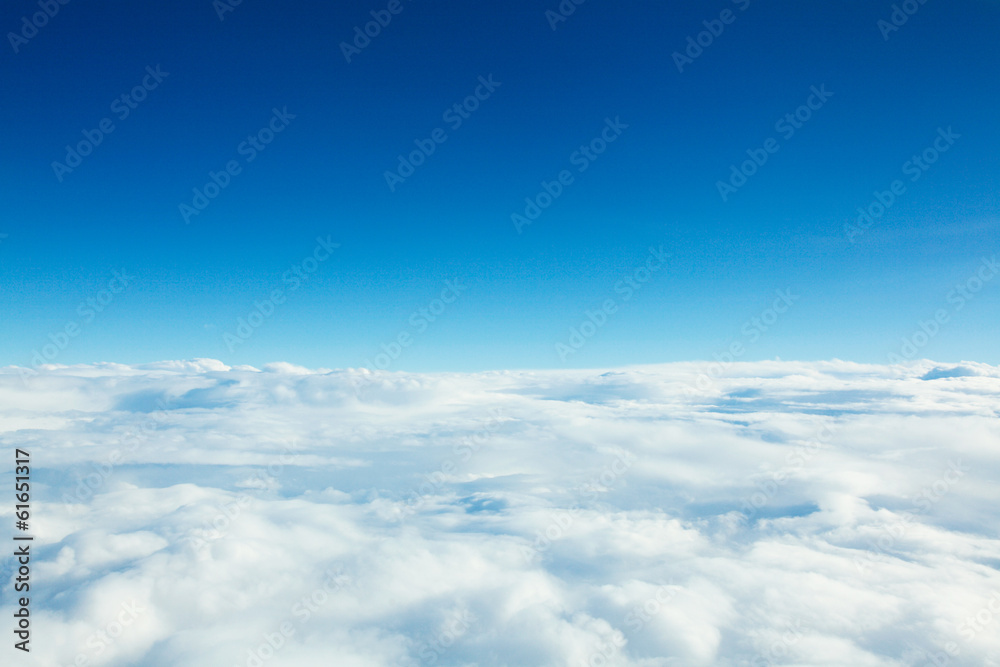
left=2, top=0, right=998, bottom=371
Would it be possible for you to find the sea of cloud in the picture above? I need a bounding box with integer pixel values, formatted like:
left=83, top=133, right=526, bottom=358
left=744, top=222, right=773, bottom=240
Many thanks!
left=1, top=359, right=999, bottom=667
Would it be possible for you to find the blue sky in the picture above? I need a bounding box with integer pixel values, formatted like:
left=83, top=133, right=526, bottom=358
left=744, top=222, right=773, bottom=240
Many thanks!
left=2, top=0, right=998, bottom=371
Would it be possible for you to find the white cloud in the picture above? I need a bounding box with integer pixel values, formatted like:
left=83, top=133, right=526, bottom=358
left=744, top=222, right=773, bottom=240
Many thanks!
left=2, top=359, right=999, bottom=666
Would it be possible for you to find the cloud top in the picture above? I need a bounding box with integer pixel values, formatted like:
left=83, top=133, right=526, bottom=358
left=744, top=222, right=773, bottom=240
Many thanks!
left=2, top=359, right=999, bottom=666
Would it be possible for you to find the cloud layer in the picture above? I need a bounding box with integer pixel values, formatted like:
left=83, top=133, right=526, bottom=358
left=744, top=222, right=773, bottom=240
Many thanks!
left=2, top=359, right=999, bottom=666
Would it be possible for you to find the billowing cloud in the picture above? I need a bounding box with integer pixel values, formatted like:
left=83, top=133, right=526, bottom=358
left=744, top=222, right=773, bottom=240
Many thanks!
left=2, top=359, right=999, bottom=666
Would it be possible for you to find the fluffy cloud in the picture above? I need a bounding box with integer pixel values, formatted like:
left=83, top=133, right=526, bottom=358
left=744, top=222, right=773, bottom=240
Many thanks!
left=2, top=359, right=999, bottom=666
